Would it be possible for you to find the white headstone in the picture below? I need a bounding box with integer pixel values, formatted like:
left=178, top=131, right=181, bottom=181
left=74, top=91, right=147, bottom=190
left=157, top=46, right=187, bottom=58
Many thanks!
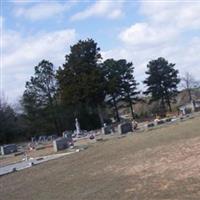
left=75, top=118, right=81, bottom=137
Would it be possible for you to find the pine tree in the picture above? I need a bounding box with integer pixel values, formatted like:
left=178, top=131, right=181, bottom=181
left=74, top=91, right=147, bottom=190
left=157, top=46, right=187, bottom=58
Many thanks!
left=144, top=57, right=180, bottom=115
left=102, top=59, right=122, bottom=122
left=22, top=60, right=61, bottom=134
left=57, top=39, right=106, bottom=126
left=118, top=59, right=139, bottom=119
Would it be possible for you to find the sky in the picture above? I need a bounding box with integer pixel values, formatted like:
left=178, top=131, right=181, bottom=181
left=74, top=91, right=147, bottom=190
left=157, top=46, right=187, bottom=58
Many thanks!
left=1, top=0, right=200, bottom=104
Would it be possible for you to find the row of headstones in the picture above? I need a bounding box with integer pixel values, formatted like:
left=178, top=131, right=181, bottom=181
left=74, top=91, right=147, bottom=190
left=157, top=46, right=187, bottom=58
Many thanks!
left=146, top=118, right=173, bottom=128
left=31, top=135, right=58, bottom=143
left=0, top=138, right=71, bottom=155
left=102, top=117, right=176, bottom=135
left=0, top=117, right=183, bottom=155
left=102, top=122, right=133, bottom=135
left=0, top=122, right=134, bottom=155
left=146, top=115, right=193, bottom=128
left=0, top=139, right=70, bottom=155
left=54, top=122, right=135, bottom=152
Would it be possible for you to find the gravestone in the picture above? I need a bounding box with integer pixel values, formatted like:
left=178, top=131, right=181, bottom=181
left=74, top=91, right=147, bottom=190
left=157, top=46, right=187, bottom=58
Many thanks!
left=118, top=122, right=133, bottom=134
left=102, top=126, right=111, bottom=135
left=165, top=118, right=172, bottom=122
left=0, top=144, right=17, bottom=155
left=147, top=123, right=155, bottom=128
left=157, top=119, right=165, bottom=125
left=53, top=138, right=69, bottom=152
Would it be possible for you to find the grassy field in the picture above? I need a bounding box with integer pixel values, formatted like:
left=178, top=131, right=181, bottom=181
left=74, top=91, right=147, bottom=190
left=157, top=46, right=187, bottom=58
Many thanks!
left=1, top=116, right=200, bottom=200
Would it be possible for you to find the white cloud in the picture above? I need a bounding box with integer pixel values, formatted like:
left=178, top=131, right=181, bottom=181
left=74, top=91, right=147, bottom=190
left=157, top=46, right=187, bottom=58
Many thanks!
left=103, top=39, right=200, bottom=85
left=108, top=9, right=122, bottom=19
left=3, top=0, right=200, bottom=103
left=70, top=0, right=124, bottom=21
left=11, top=0, right=34, bottom=4
left=105, top=1, right=200, bottom=85
left=119, top=23, right=179, bottom=47
left=119, top=1, right=200, bottom=47
left=140, top=0, right=200, bottom=29
left=2, top=29, right=76, bottom=103
left=0, top=16, right=3, bottom=30
left=14, top=1, right=76, bottom=21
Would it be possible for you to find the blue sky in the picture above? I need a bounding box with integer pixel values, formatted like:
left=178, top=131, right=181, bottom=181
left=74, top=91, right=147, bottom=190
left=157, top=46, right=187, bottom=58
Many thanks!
left=1, top=0, right=200, bottom=104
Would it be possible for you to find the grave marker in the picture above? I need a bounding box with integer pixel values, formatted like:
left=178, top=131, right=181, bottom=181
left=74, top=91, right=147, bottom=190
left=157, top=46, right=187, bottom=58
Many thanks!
left=0, top=144, right=17, bottom=155
left=102, top=126, right=111, bottom=135
left=53, top=138, right=69, bottom=152
left=118, top=122, right=133, bottom=134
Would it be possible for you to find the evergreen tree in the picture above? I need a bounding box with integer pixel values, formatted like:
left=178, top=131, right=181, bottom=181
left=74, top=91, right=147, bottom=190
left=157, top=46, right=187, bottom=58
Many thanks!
left=0, top=98, right=25, bottom=144
left=102, top=59, right=122, bottom=122
left=0, top=100, right=16, bottom=144
left=22, top=60, right=61, bottom=135
left=118, top=59, right=139, bottom=119
left=57, top=39, right=106, bottom=127
left=144, top=57, right=180, bottom=115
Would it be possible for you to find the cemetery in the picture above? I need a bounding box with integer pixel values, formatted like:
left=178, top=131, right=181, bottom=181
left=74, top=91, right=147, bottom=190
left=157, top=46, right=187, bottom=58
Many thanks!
left=0, top=113, right=200, bottom=200
left=0, top=112, right=199, bottom=177
left=1, top=1, right=200, bottom=199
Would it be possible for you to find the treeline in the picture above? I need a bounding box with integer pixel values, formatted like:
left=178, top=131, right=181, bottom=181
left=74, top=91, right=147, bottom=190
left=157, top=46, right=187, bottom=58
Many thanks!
left=0, top=99, right=27, bottom=144
left=1, top=38, right=185, bottom=144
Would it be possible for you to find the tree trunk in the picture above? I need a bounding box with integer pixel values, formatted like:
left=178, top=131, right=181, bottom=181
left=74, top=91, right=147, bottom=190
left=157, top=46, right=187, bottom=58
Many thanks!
left=188, top=88, right=192, bottom=102
left=160, top=97, right=166, bottom=117
left=54, top=98, right=64, bottom=133
left=164, top=89, right=172, bottom=112
left=48, top=94, right=61, bottom=135
left=167, top=98, right=172, bottom=112
left=112, top=96, right=120, bottom=122
left=50, top=106, right=61, bottom=135
left=129, top=98, right=134, bottom=120
left=97, top=104, right=104, bottom=127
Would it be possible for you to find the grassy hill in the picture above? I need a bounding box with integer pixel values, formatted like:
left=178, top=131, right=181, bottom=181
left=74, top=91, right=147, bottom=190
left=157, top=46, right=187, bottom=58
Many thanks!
left=1, top=115, right=200, bottom=200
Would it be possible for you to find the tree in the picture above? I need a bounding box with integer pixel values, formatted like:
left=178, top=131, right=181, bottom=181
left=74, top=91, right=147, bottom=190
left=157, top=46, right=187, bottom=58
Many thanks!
left=118, top=59, right=139, bottom=119
left=22, top=60, right=61, bottom=135
left=181, top=72, right=199, bottom=102
left=144, top=57, right=180, bottom=115
left=0, top=98, right=18, bottom=144
left=57, top=39, right=106, bottom=127
left=102, top=59, right=122, bottom=122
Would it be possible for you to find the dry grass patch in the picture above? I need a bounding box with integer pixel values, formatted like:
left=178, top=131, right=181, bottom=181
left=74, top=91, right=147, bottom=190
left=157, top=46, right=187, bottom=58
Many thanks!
left=0, top=116, right=200, bottom=200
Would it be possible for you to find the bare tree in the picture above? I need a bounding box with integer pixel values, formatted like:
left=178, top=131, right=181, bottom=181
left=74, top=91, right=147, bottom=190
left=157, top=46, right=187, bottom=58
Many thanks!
left=181, top=72, right=198, bottom=102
